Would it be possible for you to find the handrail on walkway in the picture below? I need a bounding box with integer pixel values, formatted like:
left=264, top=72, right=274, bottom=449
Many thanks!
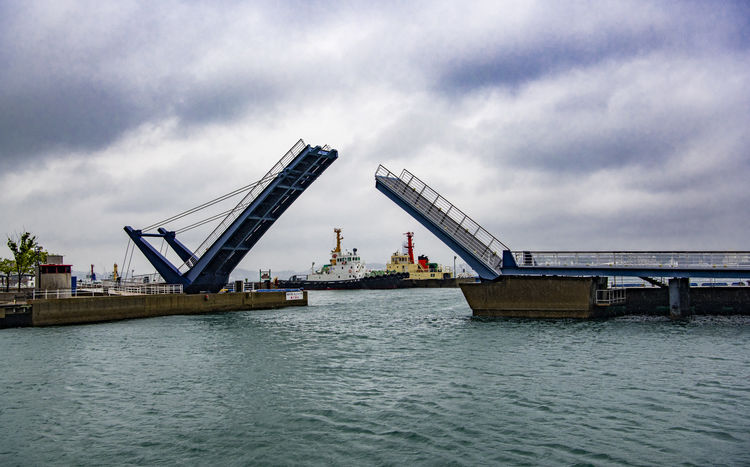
left=31, top=283, right=184, bottom=299
left=513, top=251, right=750, bottom=270
left=179, top=139, right=308, bottom=272
left=375, top=164, right=508, bottom=278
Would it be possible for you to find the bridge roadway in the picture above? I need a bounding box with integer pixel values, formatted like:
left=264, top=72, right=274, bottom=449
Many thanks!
left=502, top=250, right=750, bottom=280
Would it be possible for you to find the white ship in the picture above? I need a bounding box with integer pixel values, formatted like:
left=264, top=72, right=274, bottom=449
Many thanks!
left=281, top=228, right=407, bottom=289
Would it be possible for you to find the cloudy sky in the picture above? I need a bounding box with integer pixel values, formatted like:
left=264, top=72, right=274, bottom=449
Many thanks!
left=2, top=0, right=749, bottom=279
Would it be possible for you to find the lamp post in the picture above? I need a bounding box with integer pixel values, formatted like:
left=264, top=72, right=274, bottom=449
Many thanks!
left=35, top=245, right=43, bottom=290
left=453, top=255, right=457, bottom=278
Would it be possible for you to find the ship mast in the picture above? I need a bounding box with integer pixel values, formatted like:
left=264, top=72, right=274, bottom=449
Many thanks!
left=331, top=228, right=343, bottom=265
left=404, top=232, right=414, bottom=264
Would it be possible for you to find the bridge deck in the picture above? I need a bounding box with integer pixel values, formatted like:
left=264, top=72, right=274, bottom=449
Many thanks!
left=505, top=250, right=750, bottom=279
left=375, top=165, right=506, bottom=280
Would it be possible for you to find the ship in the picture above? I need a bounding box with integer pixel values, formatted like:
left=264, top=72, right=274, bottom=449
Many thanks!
left=279, top=228, right=407, bottom=290
left=386, top=232, right=462, bottom=287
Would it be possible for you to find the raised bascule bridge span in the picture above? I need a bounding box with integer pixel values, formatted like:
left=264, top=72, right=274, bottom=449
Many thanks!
left=375, top=165, right=750, bottom=318
left=124, top=139, right=338, bottom=294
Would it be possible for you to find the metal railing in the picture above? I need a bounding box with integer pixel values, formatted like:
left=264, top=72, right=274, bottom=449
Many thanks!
left=596, top=288, right=626, bottom=306
left=179, top=139, right=308, bottom=273
left=512, top=251, right=750, bottom=270
left=31, top=283, right=183, bottom=299
left=375, top=165, right=508, bottom=275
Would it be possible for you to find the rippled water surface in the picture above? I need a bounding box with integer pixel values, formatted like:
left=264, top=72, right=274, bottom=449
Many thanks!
left=1, top=289, right=749, bottom=465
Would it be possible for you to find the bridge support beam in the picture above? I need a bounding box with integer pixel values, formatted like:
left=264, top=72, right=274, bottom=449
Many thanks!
left=669, top=278, right=691, bottom=320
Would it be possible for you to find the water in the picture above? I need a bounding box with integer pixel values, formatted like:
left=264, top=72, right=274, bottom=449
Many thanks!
left=1, top=289, right=749, bottom=466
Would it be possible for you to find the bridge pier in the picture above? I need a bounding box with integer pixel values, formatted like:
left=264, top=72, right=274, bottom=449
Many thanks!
left=669, top=278, right=691, bottom=320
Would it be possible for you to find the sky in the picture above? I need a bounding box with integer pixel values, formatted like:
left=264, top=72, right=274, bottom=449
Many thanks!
left=1, top=0, right=749, bottom=279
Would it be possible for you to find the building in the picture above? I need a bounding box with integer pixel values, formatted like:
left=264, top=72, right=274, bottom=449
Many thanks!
left=37, top=255, right=72, bottom=290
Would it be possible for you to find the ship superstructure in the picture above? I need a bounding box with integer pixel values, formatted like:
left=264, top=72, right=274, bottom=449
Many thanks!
left=282, top=228, right=407, bottom=289
left=307, top=228, right=368, bottom=281
left=386, top=232, right=453, bottom=280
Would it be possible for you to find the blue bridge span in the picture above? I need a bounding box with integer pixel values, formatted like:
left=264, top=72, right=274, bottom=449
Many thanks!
left=125, top=140, right=337, bottom=293
left=375, top=165, right=750, bottom=282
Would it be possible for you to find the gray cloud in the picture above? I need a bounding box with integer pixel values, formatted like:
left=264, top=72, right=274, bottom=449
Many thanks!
left=432, top=1, right=750, bottom=94
left=0, top=80, right=146, bottom=162
left=437, top=31, right=659, bottom=93
left=0, top=1, right=298, bottom=168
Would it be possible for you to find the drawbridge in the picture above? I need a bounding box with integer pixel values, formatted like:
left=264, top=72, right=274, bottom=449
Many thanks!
left=125, top=139, right=338, bottom=293
left=375, top=165, right=507, bottom=280
left=375, top=165, right=750, bottom=281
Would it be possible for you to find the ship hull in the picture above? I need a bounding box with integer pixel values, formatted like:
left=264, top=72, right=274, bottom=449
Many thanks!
left=400, top=277, right=476, bottom=288
left=279, top=273, right=408, bottom=290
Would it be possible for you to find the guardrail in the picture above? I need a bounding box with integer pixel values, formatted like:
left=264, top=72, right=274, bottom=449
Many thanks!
left=513, top=251, right=750, bottom=270
left=31, top=283, right=183, bottom=299
left=375, top=165, right=507, bottom=275
left=595, top=288, right=626, bottom=306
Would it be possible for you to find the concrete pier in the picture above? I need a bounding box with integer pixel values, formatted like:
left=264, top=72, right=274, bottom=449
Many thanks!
left=459, top=275, right=612, bottom=319
left=460, top=276, right=750, bottom=319
left=669, top=278, right=691, bottom=320
left=1, top=290, right=306, bottom=328
left=622, top=286, right=750, bottom=316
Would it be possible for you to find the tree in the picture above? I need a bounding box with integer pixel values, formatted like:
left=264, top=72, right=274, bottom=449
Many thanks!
left=7, top=232, right=47, bottom=291
left=0, top=258, right=14, bottom=292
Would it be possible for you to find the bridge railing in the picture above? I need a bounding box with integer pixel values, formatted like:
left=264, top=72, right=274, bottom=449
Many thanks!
left=178, top=139, right=308, bottom=273
left=513, top=251, right=750, bottom=270
left=376, top=165, right=508, bottom=274
left=595, top=288, right=626, bottom=305
left=31, top=283, right=183, bottom=299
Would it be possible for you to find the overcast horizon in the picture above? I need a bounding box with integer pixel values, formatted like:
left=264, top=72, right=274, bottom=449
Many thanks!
left=2, top=1, right=749, bottom=278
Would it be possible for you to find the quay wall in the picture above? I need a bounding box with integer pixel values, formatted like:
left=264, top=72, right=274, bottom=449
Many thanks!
left=0, top=291, right=27, bottom=304
left=460, top=276, right=611, bottom=319
left=401, top=278, right=475, bottom=288
left=624, top=287, right=750, bottom=315
left=0, top=304, right=33, bottom=328
left=29, top=291, right=306, bottom=327
left=461, top=276, right=750, bottom=319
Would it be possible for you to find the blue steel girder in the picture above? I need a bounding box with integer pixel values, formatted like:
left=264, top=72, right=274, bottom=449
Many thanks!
left=183, top=145, right=337, bottom=291
left=123, top=226, right=186, bottom=285
left=125, top=141, right=337, bottom=293
left=200, top=164, right=320, bottom=262
left=375, top=175, right=500, bottom=280
left=157, top=228, right=197, bottom=264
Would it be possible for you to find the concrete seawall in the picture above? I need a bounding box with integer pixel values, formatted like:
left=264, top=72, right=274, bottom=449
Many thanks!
left=400, top=278, right=476, bottom=288
left=2, top=290, right=306, bottom=328
left=622, top=287, right=750, bottom=316
left=460, top=276, right=750, bottom=319
left=460, top=276, right=611, bottom=319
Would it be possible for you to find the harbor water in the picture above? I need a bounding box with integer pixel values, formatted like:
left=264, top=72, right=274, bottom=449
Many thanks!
left=1, top=289, right=749, bottom=465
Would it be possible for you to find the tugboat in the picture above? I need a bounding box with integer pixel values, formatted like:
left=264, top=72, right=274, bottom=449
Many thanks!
left=280, top=228, right=407, bottom=290
left=386, top=232, right=458, bottom=287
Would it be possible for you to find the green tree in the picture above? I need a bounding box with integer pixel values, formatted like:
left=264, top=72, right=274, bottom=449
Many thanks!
left=0, top=258, right=15, bottom=292
left=7, top=232, right=47, bottom=291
